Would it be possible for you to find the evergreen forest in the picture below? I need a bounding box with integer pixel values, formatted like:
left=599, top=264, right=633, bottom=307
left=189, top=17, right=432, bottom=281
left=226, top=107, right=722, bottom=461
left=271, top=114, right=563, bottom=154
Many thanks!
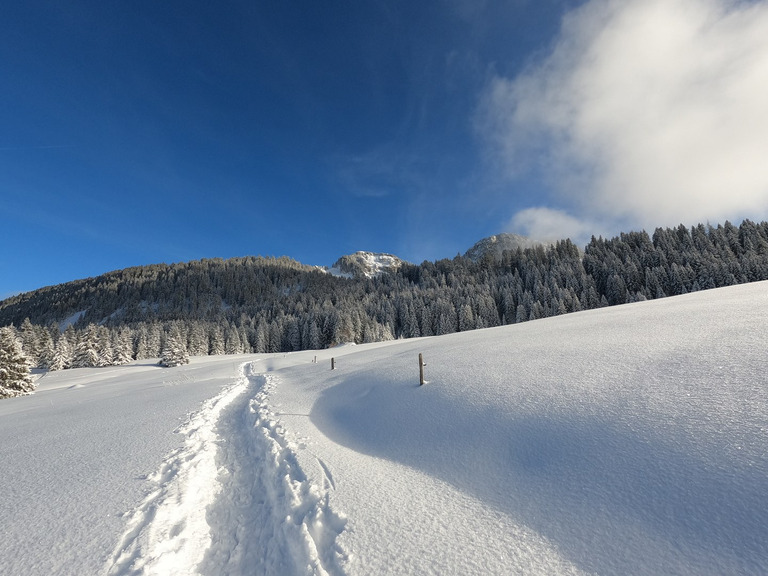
left=2, top=219, right=768, bottom=374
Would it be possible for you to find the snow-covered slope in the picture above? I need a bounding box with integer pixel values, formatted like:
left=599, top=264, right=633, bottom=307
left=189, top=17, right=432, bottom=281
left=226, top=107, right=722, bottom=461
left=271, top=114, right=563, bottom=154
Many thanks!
left=2, top=282, right=767, bottom=575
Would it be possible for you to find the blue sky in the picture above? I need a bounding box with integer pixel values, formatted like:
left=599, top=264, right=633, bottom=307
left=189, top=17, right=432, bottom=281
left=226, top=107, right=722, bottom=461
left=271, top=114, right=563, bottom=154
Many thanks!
left=3, top=0, right=768, bottom=298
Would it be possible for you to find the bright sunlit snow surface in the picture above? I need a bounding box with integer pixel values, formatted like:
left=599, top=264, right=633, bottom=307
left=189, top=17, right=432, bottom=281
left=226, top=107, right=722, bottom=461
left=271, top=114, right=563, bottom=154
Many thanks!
left=2, top=282, right=767, bottom=575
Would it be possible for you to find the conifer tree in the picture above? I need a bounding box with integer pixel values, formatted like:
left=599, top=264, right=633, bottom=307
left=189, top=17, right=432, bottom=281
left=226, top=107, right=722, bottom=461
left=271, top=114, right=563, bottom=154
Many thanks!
left=49, top=334, right=72, bottom=371
left=224, top=325, right=243, bottom=354
left=209, top=326, right=225, bottom=355
left=187, top=323, right=208, bottom=356
left=133, top=324, right=151, bottom=360
left=36, top=327, right=57, bottom=369
left=72, top=324, right=101, bottom=368
left=111, top=327, right=134, bottom=365
left=0, top=326, right=35, bottom=398
left=159, top=327, right=189, bottom=367
left=253, top=319, right=268, bottom=353
left=20, top=318, right=41, bottom=367
left=95, top=325, right=114, bottom=367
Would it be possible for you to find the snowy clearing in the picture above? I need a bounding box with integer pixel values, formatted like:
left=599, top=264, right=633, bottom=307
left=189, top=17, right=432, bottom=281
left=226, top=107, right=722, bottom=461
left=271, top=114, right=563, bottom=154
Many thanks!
left=2, top=282, right=768, bottom=575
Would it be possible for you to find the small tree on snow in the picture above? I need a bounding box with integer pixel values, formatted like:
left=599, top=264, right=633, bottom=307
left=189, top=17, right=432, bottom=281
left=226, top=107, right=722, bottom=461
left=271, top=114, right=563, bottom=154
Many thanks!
left=0, top=327, right=35, bottom=399
left=159, top=329, right=189, bottom=367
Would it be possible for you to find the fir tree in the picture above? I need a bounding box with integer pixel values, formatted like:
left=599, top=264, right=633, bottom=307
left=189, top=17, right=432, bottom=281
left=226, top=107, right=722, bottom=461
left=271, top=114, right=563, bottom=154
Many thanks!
left=111, top=327, right=134, bottom=365
left=187, top=323, right=208, bottom=356
left=209, top=326, right=225, bottom=355
left=72, top=324, right=101, bottom=368
left=19, top=318, right=38, bottom=358
left=0, top=327, right=35, bottom=398
left=49, top=334, right=72, bottom=371
left=159, top=328, right=189, bottom=367
left=36, top=327, right=57, bottom=369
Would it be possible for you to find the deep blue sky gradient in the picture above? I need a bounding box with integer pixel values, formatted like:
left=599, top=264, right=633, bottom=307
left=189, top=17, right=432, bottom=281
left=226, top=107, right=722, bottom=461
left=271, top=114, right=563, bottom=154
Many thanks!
left=1, top=1, right=579, bottom=297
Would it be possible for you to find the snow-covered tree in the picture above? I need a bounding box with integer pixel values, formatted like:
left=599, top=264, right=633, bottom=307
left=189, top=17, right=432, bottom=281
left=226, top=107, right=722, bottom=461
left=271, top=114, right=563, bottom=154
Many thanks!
left=94, top=325, right=113, bottom=367
left=133, top=324, right=151, bottom=360
left=187, top=323, right=208, bottom=356
left=159, top=327, right=189, bottom=367
left=36, top=327, right=57, bottom=369
left=225, top=324, right=244, bottom=354
left=19, top=318, right=41, bottom=367
left=146, top=323, right=163, bottom=358
left=303, top=317, right=322, bottom=350
left=0, top=327, right=35, bottom=399
left=111, top=327, right=134, bottom=365
left=49, top=334, right=72, bottom=371
left=253, top=319, right=268, bottom=353
left=208, top=326, right=225, bottom=355
left=72, top=324, right=101, bottom=368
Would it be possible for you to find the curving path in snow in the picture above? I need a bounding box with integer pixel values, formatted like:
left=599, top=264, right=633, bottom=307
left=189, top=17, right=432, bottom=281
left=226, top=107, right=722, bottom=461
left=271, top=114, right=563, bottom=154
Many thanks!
left=106, top=362, right=348, bottom=576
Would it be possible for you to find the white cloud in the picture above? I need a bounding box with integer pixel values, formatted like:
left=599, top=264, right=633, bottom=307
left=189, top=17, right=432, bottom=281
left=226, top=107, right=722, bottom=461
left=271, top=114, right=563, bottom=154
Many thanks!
left=508, top=207, right=594, bottom=243
left=479, top=0, right=768, bottom=236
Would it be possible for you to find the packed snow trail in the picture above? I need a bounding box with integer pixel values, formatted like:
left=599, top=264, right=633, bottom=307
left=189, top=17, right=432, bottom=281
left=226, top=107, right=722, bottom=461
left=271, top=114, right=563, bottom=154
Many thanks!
left=0, top=356, right=248, bottom=576
left=106, top=374, right=249, bottom=575
left=199, top=367, right=348, bottom=576
left=107, top=362, right=348, bottom=576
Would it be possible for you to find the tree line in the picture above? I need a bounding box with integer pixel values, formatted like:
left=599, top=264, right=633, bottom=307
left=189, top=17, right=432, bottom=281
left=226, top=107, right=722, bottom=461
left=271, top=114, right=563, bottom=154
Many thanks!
left=2, top=219, right=768, bottom=396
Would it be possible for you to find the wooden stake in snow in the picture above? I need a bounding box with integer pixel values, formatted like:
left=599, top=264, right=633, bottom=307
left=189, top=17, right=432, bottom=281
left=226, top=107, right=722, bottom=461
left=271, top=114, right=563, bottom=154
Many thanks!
left=419, top=353, right=425, bottom=385
left=331, top=357, right=336, bottom=370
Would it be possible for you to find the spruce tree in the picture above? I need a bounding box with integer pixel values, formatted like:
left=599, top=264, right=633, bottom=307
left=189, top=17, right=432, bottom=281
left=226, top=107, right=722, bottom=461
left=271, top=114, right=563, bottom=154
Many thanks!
left=187, top=323, right=208, bottom=356
left=72, top=324, right=101, bottom=368
left=111, top=327, right=134, bottom=365
left=36, top=327, right=57, bottom=369
left=0, top=327, right=35, bottom=399
left=49, top=335, right=72, bottom=371
left=159, top=328, right=189, bottom=367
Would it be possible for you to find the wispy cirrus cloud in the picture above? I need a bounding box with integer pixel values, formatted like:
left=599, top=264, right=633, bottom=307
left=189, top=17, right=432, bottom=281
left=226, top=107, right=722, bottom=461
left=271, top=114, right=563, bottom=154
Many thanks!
left=477, top=0, right=768, bottom=241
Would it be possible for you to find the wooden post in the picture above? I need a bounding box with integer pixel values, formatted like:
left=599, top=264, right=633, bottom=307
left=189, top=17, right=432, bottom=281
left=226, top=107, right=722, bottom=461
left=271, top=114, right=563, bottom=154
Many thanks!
left=331, top=357, right=335, bottom=370
left=419, top=353, right=425, bottom=385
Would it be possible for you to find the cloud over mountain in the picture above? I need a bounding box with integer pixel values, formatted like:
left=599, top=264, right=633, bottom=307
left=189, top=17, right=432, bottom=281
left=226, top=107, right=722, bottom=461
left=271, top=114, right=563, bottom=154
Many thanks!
left=478, top=0, right=768, bottom=240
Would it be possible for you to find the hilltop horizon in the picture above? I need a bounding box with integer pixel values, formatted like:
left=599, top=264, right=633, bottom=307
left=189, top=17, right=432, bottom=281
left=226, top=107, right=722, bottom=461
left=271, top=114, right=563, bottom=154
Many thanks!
left=4, top=0, right=768, bottom=299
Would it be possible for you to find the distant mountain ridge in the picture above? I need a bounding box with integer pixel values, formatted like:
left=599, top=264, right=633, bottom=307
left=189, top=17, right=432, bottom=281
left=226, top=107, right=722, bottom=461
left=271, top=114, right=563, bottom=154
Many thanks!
left=464, top=233, right=542, bottom=262
left=3, top=220, right=768, bottom=367
left=328, top=251, right=406, bottom=278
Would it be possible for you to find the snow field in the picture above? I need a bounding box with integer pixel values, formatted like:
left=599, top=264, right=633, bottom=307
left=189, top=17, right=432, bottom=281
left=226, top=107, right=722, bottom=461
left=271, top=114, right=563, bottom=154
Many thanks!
left=267, top=359, right=587, bottom=575
left=268, top=282, right=768, bottom=575
left=0, top=357, right=248, bottom=576
left=2, top=281, right=767, bottom=575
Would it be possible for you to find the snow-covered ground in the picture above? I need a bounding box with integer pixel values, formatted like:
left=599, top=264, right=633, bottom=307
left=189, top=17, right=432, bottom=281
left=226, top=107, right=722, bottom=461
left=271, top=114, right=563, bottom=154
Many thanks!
left=2, top=282, right=767, bottom=575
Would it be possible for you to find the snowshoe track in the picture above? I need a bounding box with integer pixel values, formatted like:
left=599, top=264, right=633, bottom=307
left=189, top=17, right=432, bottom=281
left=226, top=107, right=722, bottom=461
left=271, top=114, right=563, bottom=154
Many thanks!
left=106, top=362, right=348, bottom=576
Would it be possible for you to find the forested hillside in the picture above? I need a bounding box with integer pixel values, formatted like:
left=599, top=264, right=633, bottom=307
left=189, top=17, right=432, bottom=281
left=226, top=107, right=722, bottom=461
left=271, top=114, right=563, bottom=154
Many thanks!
left=2, top=219, right=768, bottom=372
